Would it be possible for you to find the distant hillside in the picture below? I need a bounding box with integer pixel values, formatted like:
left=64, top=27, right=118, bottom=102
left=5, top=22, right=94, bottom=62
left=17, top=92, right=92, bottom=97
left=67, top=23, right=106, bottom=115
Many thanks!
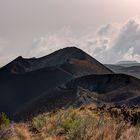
left=116, top=60, right=140, bottom=67
left=106, top=64, right=140, bottom=79
left=117, top=60, right=138, bottom=64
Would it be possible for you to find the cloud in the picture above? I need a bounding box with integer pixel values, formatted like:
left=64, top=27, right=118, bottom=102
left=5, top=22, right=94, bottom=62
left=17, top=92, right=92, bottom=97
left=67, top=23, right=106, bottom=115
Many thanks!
left=0, top=39, right=14, bottom=67
left=97, top=23, right=118, bottom=37
left=1, top=17, right=140, bottom=67
left=28, top=27, right=95, bottom=58
left=0, top=38, right=22, bottom=67
left=29, top=17, right=140, bottom=64
left=86, top=18, right=140, bottom=63
left=108, top=17, right=140, bottom=63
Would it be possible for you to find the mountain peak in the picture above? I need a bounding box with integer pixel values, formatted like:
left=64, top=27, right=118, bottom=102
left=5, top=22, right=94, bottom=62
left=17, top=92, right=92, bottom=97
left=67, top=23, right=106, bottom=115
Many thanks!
left=17, top=56, right=24, bottom=59
left=60, top=46, right=83, bottom=52
left=1, top=55, right=31, bottom=74
left=61, top=46, right=80, bottom=50
left=0, top=47, right=113, bottom=75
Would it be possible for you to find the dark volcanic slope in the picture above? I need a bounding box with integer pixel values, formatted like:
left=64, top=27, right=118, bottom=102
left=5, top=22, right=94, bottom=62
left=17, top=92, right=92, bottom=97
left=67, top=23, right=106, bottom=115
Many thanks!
left=65, top=74, right=140, bottom=105
left=66, top=74, right=139, bottom=92
left=14, top=74, right=140, bottom=120
left=0, top=67, right=73, bottom=117
left=1, top=47, right=113, bottom=76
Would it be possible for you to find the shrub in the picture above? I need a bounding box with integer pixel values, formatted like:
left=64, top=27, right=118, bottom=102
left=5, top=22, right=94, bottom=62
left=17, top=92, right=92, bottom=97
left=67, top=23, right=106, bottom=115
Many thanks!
left=32, top=115, right=47, bottom=131
left=61, top=117, right=81, bottom=139
left=0, top=112, right=10, bottom=127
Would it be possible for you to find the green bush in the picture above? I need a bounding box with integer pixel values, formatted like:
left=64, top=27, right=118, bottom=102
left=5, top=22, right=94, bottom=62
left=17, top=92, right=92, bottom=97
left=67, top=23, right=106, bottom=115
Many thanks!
left=0, top=112, right=10, bottom=127
left=62, top=118, right=81, bottom=135
left=32, top=115, right=47, bottom=131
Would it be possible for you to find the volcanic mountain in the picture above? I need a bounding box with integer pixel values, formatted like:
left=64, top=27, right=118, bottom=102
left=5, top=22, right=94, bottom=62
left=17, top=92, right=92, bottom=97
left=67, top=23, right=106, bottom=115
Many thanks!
left=0, top=47, right=112, bottom=117
left=0, top=47, right=112, bottom=76
left=0, top=47, right=140, bottom=120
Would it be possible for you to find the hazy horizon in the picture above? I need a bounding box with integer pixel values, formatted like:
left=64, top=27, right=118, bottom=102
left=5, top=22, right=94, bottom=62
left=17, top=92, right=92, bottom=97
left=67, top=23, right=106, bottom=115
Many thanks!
left=1, top=0, right=140, bottom=66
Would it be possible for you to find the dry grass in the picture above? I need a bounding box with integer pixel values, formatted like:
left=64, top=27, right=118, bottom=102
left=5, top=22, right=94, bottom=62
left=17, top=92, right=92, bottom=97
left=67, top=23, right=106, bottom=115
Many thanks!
left=0, top=123, right=31, bottom=140
left=1, top=105, right=140, bottom=140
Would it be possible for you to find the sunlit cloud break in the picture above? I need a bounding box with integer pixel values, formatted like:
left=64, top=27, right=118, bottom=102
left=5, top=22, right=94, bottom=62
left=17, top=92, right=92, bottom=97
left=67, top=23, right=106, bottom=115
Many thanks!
left=28, top=17, right=140, bottom=64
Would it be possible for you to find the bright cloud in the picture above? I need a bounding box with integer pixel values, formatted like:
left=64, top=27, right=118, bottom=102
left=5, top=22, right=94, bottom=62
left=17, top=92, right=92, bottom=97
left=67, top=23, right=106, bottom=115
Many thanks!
left=28, top=17, right=140, bottom=64
left=0, top=39, right=16, bottom=67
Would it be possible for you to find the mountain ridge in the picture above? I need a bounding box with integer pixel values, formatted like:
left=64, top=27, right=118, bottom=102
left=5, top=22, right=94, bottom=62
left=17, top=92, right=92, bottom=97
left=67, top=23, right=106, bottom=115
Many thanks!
left=0, top=47, right=113, bottom=75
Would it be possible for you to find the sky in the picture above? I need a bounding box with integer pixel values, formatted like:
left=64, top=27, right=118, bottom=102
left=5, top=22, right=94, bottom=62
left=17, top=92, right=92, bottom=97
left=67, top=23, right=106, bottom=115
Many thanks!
left=0, top=0, right=140, bottom=66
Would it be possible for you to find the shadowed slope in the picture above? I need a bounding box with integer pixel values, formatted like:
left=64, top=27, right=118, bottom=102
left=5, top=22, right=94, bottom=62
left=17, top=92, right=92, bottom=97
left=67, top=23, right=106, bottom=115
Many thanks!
left=14, top=74, right=140, bottom=120
left=65, top=74, right=140, bottom=93
left=0, top=66, right=73, bottom=117
left=65, top=74, right=140, bottom=105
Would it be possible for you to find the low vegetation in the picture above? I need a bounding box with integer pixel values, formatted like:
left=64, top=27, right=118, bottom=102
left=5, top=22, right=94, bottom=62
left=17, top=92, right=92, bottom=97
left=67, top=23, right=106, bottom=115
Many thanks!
left=0, top=112, right=10, bottom=127
left=1, top=105, right=140, bottom=140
